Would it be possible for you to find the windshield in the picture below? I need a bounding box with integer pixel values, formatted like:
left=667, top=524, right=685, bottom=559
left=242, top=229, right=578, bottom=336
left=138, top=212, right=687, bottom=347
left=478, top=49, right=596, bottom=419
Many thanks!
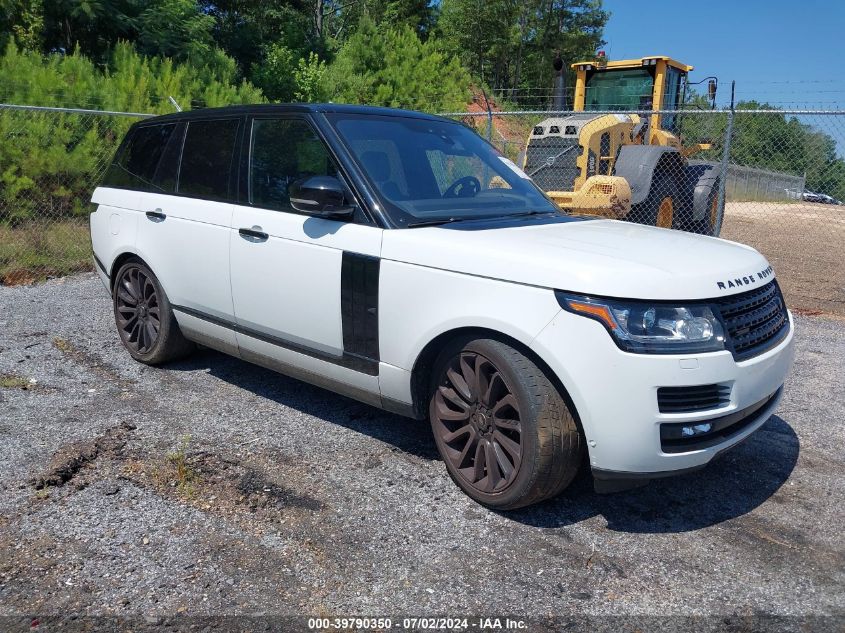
left=328, top=114, right=559, bottom=226
left=585, top=68, right=654, bottom=111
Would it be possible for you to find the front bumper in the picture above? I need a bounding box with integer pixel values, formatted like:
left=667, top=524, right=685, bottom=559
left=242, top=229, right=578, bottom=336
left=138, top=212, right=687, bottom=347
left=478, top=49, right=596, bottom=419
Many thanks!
left=531, top=308, right=795, bottom=480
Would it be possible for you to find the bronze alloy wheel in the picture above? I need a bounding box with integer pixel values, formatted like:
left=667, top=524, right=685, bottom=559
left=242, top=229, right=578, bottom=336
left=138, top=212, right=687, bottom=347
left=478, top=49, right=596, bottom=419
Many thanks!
left=115, top=265, right=161, bottom=355
left=431, top=351, right=523, bottom=494
left=429, top=338, right=583, bottom=509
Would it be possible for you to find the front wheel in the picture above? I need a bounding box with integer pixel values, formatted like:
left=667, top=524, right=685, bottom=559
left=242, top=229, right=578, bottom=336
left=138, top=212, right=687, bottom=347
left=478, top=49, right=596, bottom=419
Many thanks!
left=429, top=338, right=582, bottom=510
left=112, top=259, right=195, bottom=365
left=627, top=172, right=678, bottom=229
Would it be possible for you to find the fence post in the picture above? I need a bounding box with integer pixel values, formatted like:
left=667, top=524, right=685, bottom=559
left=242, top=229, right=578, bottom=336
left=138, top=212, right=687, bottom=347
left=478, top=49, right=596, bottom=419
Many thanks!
left=481, top=88, right=493, bottom=142
left=715, top=81, right=736, bottom=236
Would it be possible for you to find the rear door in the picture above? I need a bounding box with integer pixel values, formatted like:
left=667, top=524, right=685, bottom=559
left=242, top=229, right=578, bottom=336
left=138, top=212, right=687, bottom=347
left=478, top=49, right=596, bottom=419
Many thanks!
left=136, top=116, right=242, bottom=354
left=229, top=115, right=382, bottom=395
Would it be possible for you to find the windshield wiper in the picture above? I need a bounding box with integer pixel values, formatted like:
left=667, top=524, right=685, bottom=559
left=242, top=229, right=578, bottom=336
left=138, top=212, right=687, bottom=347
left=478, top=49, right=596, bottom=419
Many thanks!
left=406, top=210, right=557, bottom=228
left=406, top=217, right=466, bottom=228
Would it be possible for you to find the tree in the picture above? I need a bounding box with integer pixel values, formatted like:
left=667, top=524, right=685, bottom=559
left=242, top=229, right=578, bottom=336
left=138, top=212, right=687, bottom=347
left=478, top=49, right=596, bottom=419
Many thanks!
left=324, top=16, right=470, bottom=111
left=136, top=0, right=215, bottom=62
left=198, top=1, right=316, bottom=79
left=0, top=0, right=44, bottom=51
left=323, top=0, right=434, bottom=41
left=437, top=0, right=607, bottom=105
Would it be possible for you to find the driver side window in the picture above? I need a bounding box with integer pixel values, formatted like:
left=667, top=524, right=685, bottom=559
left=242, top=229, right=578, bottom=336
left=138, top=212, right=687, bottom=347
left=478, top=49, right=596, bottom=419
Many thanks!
left=250, top=118, right=341, bottom=212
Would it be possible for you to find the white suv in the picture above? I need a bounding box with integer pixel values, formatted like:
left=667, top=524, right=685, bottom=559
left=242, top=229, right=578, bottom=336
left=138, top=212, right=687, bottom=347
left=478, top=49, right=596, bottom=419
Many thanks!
left=90, top=104, right=794, bottom=509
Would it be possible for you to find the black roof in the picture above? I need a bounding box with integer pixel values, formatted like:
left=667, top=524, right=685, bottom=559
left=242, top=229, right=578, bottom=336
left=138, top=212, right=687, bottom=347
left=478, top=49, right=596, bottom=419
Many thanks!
left=142, top=103, right=456, bottom=124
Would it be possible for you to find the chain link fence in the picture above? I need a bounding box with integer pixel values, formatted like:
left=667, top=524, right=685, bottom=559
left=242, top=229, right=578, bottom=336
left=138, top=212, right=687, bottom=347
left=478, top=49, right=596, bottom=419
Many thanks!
left=1, top=102, right=843, bottom=315
left=0, top=104, right=151, bottom=284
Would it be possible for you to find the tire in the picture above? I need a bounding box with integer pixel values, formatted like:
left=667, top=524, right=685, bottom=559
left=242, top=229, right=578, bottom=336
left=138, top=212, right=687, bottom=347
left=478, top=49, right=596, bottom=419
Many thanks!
left=678, top=162, right=721, bottom=236
left=112, top=258, right=195, bottom=365
left=627, top=171, right=678, bottom=229
left=691, top=178, right=721, bottom=236
left=428, top=337, right=582, bottom=510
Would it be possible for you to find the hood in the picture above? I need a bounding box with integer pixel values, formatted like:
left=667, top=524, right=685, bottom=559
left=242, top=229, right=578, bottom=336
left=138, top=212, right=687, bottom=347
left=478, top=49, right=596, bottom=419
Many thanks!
left=381, top=217, right=774, bottom=301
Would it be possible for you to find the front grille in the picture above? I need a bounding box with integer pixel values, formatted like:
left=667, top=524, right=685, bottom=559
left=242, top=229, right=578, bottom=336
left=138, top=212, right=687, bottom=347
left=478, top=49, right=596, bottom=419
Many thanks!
left=715, top=280, right=789, bottom=361
left=658, top=384, right=731, bottom=413
left=524, top=137, right=581, bottom=192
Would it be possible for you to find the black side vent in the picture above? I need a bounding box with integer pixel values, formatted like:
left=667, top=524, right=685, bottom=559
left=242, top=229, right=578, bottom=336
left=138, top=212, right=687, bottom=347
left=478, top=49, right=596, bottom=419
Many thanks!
left=341, top=252, right=380, bottom=362
left=657, top=384, right=731, bottom=413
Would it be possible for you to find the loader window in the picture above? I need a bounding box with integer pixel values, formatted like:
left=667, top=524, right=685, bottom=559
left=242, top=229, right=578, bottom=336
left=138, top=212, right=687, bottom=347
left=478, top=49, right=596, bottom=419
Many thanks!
left=585, top=68, right=654, bottom=111
left=661, top=67, right=683, bottom=132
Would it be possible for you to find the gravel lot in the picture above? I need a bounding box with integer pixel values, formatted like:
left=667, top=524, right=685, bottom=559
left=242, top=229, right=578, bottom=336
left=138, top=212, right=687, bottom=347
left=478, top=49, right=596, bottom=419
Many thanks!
left=721, top=200, right=845, bottom=317
left=1, top=273, right=843, bottom=629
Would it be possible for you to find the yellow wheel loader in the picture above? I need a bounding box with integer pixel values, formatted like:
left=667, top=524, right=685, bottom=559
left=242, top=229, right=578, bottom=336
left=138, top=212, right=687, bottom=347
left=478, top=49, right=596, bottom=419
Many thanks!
left=524, top=54, right=722, bottom=235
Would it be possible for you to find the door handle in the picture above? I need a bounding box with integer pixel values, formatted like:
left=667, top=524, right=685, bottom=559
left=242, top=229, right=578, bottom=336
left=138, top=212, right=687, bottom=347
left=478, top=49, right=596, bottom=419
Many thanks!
left=145, top=209, right=166, bottom=221
left=239, top=226, right=269, bottom=242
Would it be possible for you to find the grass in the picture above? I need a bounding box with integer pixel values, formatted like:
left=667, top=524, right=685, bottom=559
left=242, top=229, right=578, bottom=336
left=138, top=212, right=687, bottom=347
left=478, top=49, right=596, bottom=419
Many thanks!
left=0, top=373, right=31, bottom=389
left=0, top=220, right=92, bottom=284
left=152, top=435, right=199, bottom=497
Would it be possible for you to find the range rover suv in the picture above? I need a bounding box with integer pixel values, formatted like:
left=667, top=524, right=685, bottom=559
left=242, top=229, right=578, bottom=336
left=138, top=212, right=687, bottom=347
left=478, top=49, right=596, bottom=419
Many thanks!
left=90, top=104, right=794, bottom=509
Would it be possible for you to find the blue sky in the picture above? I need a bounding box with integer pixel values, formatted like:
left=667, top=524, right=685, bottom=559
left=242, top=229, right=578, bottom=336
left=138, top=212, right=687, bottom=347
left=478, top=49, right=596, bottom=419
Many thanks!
left=601, top=0, right=845, bottom=109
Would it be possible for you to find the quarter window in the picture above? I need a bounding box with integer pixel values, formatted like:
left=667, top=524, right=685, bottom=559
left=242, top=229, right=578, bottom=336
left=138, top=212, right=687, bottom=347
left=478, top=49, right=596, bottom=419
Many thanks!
left=102, top=123, right=177, bottom=191
left=178, top=119, right=239, bottom=202
left=249, top=118, right=341, bottom=212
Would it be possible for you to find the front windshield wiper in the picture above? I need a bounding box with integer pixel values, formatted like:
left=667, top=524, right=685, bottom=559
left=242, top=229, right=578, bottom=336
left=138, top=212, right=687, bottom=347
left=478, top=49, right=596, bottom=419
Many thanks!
left=406, top=210, right=557, bottom=228
left=406, top=217, right=467, bottom=228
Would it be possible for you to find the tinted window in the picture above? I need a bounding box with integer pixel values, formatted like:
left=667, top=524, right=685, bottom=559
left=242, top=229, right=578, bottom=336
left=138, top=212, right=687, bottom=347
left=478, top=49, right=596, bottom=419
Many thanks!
left=250, top=118, right=341, bottom=212
left=102, top=123, right=177, bottom=191
left=585, top=68, right=654, bottom=110
left=178, top=119, right=239, bottom=201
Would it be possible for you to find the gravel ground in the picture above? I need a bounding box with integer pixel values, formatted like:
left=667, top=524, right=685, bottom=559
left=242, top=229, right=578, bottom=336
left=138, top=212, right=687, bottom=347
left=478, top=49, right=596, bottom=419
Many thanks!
left=721, top=200, right=845, bottom=317
left=0, top=273, right=843, bottom=629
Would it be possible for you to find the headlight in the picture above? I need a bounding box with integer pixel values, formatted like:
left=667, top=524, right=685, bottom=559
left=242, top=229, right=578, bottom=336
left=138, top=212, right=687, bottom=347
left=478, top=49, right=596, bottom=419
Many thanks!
left=555, top=291, right=726, bottom=354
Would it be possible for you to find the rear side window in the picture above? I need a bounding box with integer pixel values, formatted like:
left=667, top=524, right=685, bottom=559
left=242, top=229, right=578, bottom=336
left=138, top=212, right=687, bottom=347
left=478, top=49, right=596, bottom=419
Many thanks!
left=102, top=123, right=177, bottom=191
left=178, top=119, right=240, bottom=202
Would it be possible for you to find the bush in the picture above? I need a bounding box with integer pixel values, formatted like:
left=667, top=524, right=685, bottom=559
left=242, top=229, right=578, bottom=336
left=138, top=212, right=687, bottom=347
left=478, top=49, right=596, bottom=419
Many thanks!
left=0, top=41, right=263, bottom=224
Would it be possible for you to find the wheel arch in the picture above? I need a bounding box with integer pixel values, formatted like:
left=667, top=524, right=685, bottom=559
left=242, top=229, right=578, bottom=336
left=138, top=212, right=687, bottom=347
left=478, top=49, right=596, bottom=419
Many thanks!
left=109, top=251, right=150, bottom=292
left=408, top=326, right=584, bottom=436
left=615, top=145, right=684, bottom=205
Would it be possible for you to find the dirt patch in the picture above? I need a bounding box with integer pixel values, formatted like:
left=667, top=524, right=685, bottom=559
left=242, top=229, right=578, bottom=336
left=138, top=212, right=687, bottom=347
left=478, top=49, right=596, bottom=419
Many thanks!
left=52, top=337, right=136, bottom=388
left=31, top=422, right=136, bottom=490
left=123, top=446, right=326, bottom=527
left=721, top=201, right=845, bottom=317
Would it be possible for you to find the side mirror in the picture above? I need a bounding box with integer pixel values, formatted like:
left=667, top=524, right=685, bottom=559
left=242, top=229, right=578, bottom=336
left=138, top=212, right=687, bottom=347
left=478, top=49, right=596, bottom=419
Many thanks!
left=289, top=175, right=355, bottom=218
left=708, top=79, right=717, bottom=104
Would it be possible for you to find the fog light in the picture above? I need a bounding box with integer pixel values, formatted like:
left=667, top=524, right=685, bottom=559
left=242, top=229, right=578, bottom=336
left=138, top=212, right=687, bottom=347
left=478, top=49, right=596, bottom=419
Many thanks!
left=681, top=423, right=713, bottom=437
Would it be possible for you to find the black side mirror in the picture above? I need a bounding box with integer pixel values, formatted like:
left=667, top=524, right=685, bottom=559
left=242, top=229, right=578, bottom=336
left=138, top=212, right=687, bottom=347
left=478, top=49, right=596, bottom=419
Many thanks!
left=289, top=176, right=355, bottom=218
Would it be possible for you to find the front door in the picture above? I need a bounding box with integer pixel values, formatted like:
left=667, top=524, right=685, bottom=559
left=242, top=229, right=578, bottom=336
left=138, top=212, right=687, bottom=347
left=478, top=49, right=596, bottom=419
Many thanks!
left=229, top=116, right=382, bottom=395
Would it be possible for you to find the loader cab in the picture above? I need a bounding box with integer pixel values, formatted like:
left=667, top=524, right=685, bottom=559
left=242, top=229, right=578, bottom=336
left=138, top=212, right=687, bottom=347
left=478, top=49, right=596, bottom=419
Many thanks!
left=572, top=55, right=692, bottom=137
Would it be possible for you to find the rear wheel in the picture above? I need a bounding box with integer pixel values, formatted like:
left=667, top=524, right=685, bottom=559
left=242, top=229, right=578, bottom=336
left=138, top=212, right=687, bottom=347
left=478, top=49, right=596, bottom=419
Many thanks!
left=113, top=259, right=195, bottom=365
left=627, top=172, right=678, bottom=229
left=691, top=179, right=722, bottom=236
left=429, top=338, right=582, bottom=510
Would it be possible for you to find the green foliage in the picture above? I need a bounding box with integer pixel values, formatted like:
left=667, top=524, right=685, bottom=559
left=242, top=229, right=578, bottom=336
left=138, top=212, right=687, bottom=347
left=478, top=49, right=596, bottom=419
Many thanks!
left=437, top=0, right=607, bottom=98
left=324, top=18, right=470, bottom=112
left=136, top=0, right=215, bottom=62
left=0, top=41, right=262, bottom=224
left=294, top=52, right=329, bottom=103
left=0, top=0, right=44, bottom=50
left=250, top=42, right=298, bottom=102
